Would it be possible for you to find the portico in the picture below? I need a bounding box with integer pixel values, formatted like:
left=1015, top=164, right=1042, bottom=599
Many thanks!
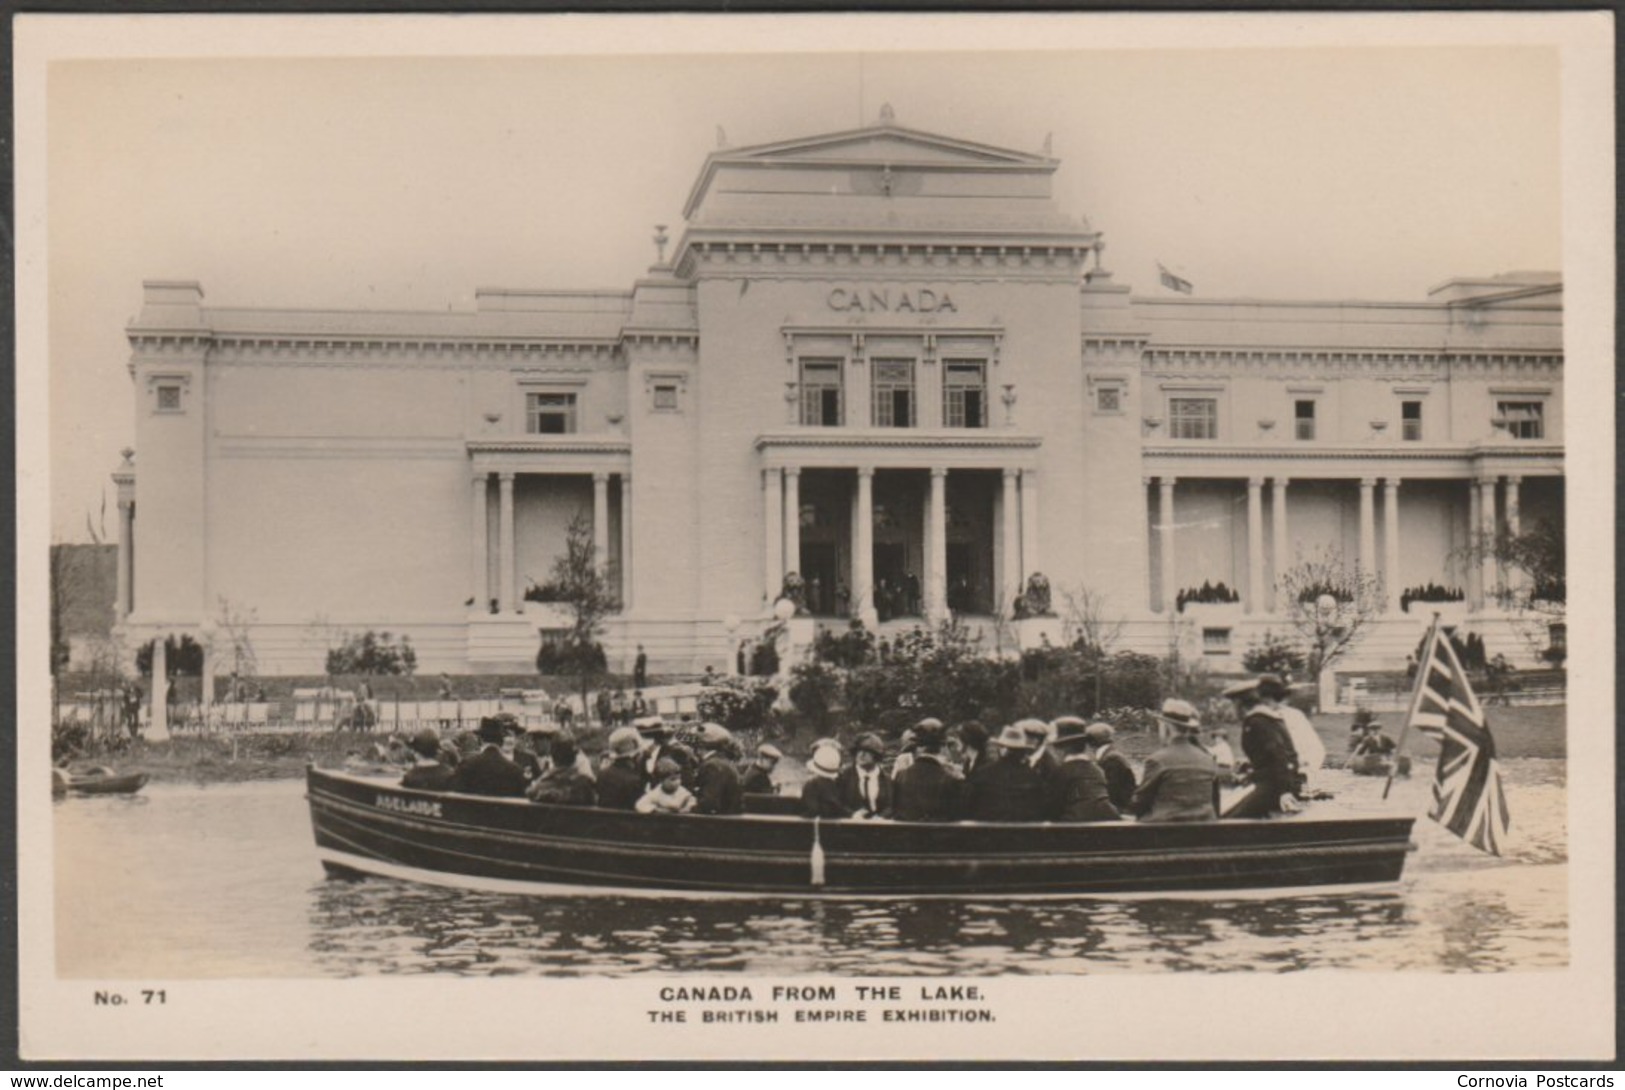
left=756, top=433, right=1041, bottom=624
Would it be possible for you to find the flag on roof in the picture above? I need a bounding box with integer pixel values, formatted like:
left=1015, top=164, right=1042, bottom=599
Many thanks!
left=1157, top=262, right=1193, bottom=294
left=1407, top=619, right=1511, bottom=856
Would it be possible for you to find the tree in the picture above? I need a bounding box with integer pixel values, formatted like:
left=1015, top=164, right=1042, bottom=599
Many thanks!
left=549, top=511, right=621, bottom=721
left=1458, top=517, right=1566, bottom=665
left=215, top=596, right=259, bottom=679
left=1276, top=547, right=1384, bottom=709
left=1059, top=585, right=1127, bottom=709
left=1242, top=629, right=1307, bottom=679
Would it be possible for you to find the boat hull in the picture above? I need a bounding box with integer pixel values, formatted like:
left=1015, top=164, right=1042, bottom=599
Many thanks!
left=307, top=767, right=1414, bottom=898
left=55, top=771, right=149, bottom=796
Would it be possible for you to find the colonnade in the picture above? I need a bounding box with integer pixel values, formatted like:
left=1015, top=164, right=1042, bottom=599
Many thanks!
left=471, top=469, right=630, bottom=613
left=762, top=465, right=1040, bottom=623
left=1147, top=473, right=1528, bottom=616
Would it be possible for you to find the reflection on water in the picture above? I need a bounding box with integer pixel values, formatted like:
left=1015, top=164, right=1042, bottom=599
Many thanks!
left=55, top=760, right=1567, bottom=978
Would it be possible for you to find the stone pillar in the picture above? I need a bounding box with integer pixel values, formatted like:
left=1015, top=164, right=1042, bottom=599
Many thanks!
left=1002, top=469, right=1021, bottom=613
left=783, top=467, right=802, bottom=580
left=1358, top=478, right=1377, bottom=577
left=1271, top=478, right=1289, bottom=612
left=116, top=498, right=134, bottom=619
left=763, top=468, right=782, bottom=603
left=928, top=467, right=948, bottom=621
left=470, top=472, right=488, bottom=611
left=1246, top=477, right=1265, bottom=615
left=1383, top=478, right=1401, bottom=612
left=1479, top=476, right=1499, bottom=605
left=1467, top=478, right=1483, bottom=609
left=619, top=474, right=633, bottom=610
left=1158, top=477, right=1176, bottom=614
left=855, top=467, right=876, bottom=626
left=592, top=472, right=610, bottom=569
left=149, top=635, right=169, bottom=742
left=497, top=472, right=516, bottom=613
left=1020, top=469, right=1041, bottom=582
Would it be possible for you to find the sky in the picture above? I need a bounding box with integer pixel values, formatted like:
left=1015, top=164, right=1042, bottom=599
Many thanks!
left=37, top=26, right=1566, bottom=542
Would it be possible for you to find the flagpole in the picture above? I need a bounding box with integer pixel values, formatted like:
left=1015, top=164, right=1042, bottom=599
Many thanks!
left=1384, top=612, right=1440, bottom=800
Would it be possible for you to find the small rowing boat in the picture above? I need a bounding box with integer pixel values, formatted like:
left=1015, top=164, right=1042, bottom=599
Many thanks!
left=307, top=766, right=1415, bottom=898
left=52, top=766, right=150, bottom=797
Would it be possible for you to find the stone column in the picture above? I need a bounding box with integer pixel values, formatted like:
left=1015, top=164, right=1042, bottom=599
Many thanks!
left=470, top=472, right=488, bottom=611
left=1002, top=469, right=1021, bottom=613
left=619, top=474, right=633, bottom=610
left=1020, top=470, right=1041, bottom=582
left=592, top=472, right=610, bottom=569
left=1246, top=477, right=1265, bottom=615
left=1383, top=478, right=1402, bottom=612
left=150, top=635, right=169, bottom=741
left=116, top=498, right=134, bottom=619
left=1479, top=476, right=1499, bottom=605
left=928, top=467, right=949, bottom=620
left=763, top=468, right=782, bottom=603
left=855, top=467, right=876, bottom=626
left=1467, top=478, right=1483, bottom=609
left=497, top=472, right=516, bottom=613
left=783, top=467, right=802, bottom=580
left=1158, top=477, right=1176, bottom=614
left=1271, top=478, right=1289, bottom=612
left=1358, top=478, right=1377, bottom=577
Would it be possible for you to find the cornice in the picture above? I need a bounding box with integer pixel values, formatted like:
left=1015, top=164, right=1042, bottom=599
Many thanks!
left=149, top=333, right=622, bottom=370
left=466, top=437, right=633, bottom=456
left=675, top=238, right=1092, bottom=281
left=1142, top=443, right=1564, bottom=465
left=755, top=430, right=1043, bottom=452
left=1143, top=348, right=1561, bottom=377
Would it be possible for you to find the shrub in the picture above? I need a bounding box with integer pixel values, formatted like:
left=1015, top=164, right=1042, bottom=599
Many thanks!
left=1241, top=630, right=1307, bottom=679
left=698, top=677, right=778, bottom=737
left=136, top=635, right=205, bottom=678
left=536, top=640, right=606, bottom=677
left=325, top=631, right=418, bottom=677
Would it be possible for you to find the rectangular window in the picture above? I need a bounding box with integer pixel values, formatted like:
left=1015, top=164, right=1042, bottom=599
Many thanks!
left=871, top=358, right=916, bottom=428
left=1095, top=386, right=1122, bottom=413
left=1294, top=399, right=1316, bottom=441
left=1496, top=400, right=1545, bottom=440
left=799, top=358, right=843, bottom=426
left=942, top=359, right=987, bottom=429
left=652, top=384, right=679, bottom=411
left=1401, top=400, right=1423, bottom=441
left=156, top=384, right=182, bottom=412
left=1167, top=397, right=1218, bottom=440
left=526, top=392, right=577, bottom=434
left=1202, top=628, right=1231, bottom=654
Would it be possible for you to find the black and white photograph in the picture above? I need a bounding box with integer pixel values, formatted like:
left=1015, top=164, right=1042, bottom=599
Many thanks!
left=15, top=12, right=1614, bottom=1063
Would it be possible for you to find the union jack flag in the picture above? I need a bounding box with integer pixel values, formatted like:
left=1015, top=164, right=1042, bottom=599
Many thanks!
left=1407, top=621, right=1511, bottom=855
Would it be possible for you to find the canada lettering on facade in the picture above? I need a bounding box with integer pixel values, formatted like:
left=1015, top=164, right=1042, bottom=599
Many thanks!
left=826, top=287, right=957, bottom=314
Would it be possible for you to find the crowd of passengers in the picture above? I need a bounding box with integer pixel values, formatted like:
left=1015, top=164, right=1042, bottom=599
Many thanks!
left=390, top=674, right=1322, bottom=823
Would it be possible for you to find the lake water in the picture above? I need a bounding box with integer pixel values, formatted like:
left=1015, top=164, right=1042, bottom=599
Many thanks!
left=53, top=760, right=1567, bottom=977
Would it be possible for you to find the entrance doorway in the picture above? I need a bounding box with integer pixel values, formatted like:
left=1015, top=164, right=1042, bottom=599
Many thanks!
left=873, top=542, right=919, bottom=620
left=946, top=541, right=992, bottom=614
left=799, top=541, right=840, bottom=616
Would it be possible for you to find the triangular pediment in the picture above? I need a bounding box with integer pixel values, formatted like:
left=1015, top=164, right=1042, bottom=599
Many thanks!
left=728, top=125, right=1053, bottom=168
left=684, top=122, right=1057, bottom=220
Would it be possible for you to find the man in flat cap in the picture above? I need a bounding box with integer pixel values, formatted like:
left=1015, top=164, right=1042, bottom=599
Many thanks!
left=400, top=729, right=455, bottom=792
left=596, top=727, right=647, bottom=810
left=741, top=743, right=782, bottom=796
left=1084, top=722, right=1138, bottom=813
